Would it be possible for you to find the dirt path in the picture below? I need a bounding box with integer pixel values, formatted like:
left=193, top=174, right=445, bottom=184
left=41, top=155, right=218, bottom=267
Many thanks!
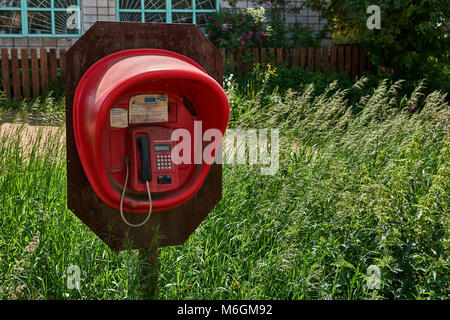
left=0, top=122, right=65, bottom=147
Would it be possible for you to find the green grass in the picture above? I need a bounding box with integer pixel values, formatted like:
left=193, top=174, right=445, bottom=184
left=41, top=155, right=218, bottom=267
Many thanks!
left=0, top=76, right=448, bottom=299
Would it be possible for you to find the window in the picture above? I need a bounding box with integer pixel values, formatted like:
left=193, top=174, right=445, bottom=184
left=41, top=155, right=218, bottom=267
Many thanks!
left=0, top=0, right=81, bottom=36
left=117, top=0, right=220, bottom=32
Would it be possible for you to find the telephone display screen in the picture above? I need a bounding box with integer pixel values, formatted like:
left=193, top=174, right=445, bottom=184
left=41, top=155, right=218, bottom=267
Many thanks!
left=155, top=144, right=171, bottom=151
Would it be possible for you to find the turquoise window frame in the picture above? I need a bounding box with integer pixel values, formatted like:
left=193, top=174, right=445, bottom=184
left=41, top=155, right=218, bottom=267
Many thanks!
left=0, top=0, right=81, bottom=37
left=116, top=0, right=220, bottom=24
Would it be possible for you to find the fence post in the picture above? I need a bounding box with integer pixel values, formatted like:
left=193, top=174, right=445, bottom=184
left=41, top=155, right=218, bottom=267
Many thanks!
left=300, top=47, right=306, bottom=69
left=59, top=49, right=66, bottom=76
left=21, top=49, right=30, bottom=98
left=322, top=46, right=328, bottom=75
left=292, top=47, right=298, bottom=66
left=30, top=49, right=40, bottom=98
left=11, top=48, right=21, bottom=99
left=40, top=49, right=48, bottom=93
left=315, top=47, right=321, bottom=73
left=49, top=49, right=57, bottom=80
left=1, top=49, right=11, bottom=101
left=338, top=46, right=344, bottom=72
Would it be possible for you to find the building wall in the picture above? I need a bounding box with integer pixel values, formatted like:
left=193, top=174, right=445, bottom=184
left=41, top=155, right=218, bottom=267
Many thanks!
left=0, top=0, right=116, bottom=55
left=0, top=0, right=324, bottom=54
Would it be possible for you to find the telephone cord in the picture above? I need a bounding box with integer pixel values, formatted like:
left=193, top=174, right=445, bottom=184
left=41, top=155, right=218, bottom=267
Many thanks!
left=120, top=157, right=152, bottom=228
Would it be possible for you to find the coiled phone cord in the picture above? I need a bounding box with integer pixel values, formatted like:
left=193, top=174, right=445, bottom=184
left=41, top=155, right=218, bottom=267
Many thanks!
left=120, top=156, right=152, bottom=228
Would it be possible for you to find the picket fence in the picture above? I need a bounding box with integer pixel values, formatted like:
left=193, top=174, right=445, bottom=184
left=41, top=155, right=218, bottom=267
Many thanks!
left=0, top=45, right=372, bottom=101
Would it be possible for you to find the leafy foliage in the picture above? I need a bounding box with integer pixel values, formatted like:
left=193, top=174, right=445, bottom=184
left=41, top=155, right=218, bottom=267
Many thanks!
left=305, top=0, right=450, bottom=91
left=206, top=6, right=322, bottom=48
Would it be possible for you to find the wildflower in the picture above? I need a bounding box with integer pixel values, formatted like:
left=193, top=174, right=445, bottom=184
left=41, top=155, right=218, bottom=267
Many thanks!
left=391, top=68, right=394, bottom=74
left=223, top=18, right=227, bottom=23
left=261, top=32, right=266, bottom=37
left=333, top=41, right=337, bottom=45
left=380, top=67, right=385, bottom=72
left=410, top=106, right=415, bottom=112
left=241, top=41, right=245, bottom=46
left=248, top=31, right=253, bottom=37
left=215, top=22, right=220, bottom=27
left=25, top=231, right=40, bottom=254
left=208, top=31, right=212, bottom=35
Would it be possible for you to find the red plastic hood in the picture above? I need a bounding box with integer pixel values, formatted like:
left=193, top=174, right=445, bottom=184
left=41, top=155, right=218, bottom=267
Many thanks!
left=73, top=49, right=229, bottom=212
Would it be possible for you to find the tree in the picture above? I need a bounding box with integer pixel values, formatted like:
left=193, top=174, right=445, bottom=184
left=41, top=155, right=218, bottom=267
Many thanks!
left=306, top=0, right=449, bottom=80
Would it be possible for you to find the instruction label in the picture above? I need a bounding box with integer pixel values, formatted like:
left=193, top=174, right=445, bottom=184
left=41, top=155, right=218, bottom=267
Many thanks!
left=129, top=94, right=168, bottom=124
left=110, top=108, right=128, bottom=128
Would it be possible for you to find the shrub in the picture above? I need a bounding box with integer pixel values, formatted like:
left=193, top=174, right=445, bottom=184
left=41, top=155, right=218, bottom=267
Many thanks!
left=305, top=0, right=450, bottom=92
left=206, top=6, right=322, bottom=48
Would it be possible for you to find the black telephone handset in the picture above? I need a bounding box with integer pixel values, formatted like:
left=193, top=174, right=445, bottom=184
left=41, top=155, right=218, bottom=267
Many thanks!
left=120, top=134, right=153, bottom=228
left=138, top=135, right=152, bottom=182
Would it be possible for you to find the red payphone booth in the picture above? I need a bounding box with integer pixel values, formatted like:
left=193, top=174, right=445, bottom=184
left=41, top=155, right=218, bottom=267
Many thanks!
left=73, top=48, right=229, bottom=227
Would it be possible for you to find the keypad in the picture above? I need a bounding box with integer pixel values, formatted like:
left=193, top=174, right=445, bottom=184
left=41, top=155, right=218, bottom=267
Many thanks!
left=156, top=153, right=172, bottom=171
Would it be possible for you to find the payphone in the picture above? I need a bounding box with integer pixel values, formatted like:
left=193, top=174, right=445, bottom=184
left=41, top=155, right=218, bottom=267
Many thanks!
left=73, top=49, right=229, bottom=227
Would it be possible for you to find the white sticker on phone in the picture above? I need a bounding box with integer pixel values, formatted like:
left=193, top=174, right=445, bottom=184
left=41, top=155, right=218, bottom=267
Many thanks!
left=110, top=108, right=128, bottom=128
left=129, top=94, right=168, bottom=124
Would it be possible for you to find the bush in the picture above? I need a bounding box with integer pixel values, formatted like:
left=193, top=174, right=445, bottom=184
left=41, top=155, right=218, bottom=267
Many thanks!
left=206, top=6, right=322, bottom=48
left=305, top=0, right=450, bottom=92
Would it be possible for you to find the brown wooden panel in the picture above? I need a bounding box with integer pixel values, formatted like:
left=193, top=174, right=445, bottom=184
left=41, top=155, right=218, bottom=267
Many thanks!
left=260, top=48, right=266, bottom=64
left=219, top=48, right=225, bottom=67
left=300, top=47, right=306, bottom=68
left=284, top=47, right=290, bottom=66
left=315, top=47, right=321, bottom=72
left=308, top=47, right=314, bottom=72
left=49, top=49, right=57, bottom=80
left=59, top=49, right=66, bottom=76
left=40, top=49, right=48, bottom=92
left=276, top=47, right=283, bottom=64
left=21, top=49, right=30, bottom=98
left=268, top=48, right=275, bottom=63
left=30, top=49, right=40, bottom=98
left=345, top=45, right=351, bottom=75
left=292, top=47, right=298, bottom=66
left=330, top=46, right=337, bottom=72
left=65, top=22, right=224, bottom=250
left=1, top=49, right=11, bottom=101
left=253, top=47, right=259, bottom=64
left=359, top=47, right=366, bottom=76
left=322, top=46, right=328, bottom=75
left=338, top=46, right=344, bottom=72
left=236, top=48, right=242, bottom=78
left=352, top=45, right=359, bottom=78
left=11, top=48, right=21, bottom=99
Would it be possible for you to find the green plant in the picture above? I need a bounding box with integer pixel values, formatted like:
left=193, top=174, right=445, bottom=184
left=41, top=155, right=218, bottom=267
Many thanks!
left=206, top=7, right=272, bottom=48
left=207, top=5, right=323, bottom=49
left=305, top=0, right=450, bottom=91
left=0, top=74, right=448, bottom=300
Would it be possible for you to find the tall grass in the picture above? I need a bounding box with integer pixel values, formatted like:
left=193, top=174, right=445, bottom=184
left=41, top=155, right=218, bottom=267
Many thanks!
left=0, top=76, right=448, bottom=299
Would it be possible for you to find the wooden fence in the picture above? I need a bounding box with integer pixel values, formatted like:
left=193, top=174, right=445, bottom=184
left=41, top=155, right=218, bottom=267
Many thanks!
left=0, top=48, right=66, bottom=101
left=0, top=45, right=372, bottom=101
left=220, top=44, right=373, bottom=79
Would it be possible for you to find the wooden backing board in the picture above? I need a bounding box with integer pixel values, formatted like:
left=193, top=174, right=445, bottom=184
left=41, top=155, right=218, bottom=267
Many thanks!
left=65, top=22, right=224, bottom=250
